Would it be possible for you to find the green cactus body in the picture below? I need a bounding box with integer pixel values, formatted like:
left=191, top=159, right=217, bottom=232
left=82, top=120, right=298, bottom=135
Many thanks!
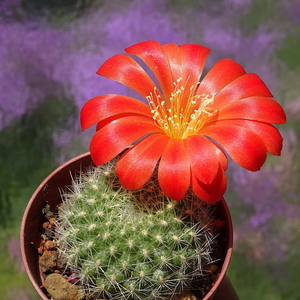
left=57, top=164, right=216, bottom=300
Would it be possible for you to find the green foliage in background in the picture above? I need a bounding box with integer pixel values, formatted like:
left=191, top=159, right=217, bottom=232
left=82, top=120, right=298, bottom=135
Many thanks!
left=0, top=96, right=77, bottom=228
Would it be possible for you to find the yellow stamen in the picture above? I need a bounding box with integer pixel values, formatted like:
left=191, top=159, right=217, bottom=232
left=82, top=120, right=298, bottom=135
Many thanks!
left=147, top=78, right=216, bottom=139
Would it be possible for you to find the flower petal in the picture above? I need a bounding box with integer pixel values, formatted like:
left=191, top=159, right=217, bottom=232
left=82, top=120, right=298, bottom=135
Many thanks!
left=179, top=43, right=210, bottom=105
left=179, top=43, right=210, bottom=85
left=97, top=54, right=158, bottom=98
left=196, top=58, right=246, bottom=96
left=191, top=166, right=227, bottom=204
left=215, top=143, right=228, bottom=171
left=161, top=43, right=182, bottom=82
left=158, top=139, right=190, bottom=201
left=185, top=135, right=223, bottom=184
left=214, top=73, right=273, bottom=107
left=125, top=40, right=175, bottom=99
left=81, top=95, right=153, bottom=130
left=115, top=133, right=169, bottom=190
left=223, top=119, right=284, bottom=156
left=90, top=115, right=162, bottom=165
left=216, top=96, right=286, bottom=124
left=201, top=121, right=267, bottom=171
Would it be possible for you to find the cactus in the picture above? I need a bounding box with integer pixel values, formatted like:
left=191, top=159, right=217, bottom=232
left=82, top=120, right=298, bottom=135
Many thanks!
left=57, top=162, right=216, bottom=300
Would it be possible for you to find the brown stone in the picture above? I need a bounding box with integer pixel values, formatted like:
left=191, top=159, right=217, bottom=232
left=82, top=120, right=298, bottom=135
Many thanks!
left=43, top=249, right=55, bottom=255
left=37, top=246, right=44, bottom=255
left=44, top=273, right=85, bottom=300
left=44, top=240, right=57, bottom=250
left=43, top=221, right=50, bottom=228
left=203, top=263, right=218, bottom=274
left=177, top=290, right=197, bottom=300
left=56, top=253, right=68, bottom=270
left=54, top=269, right=61, bottom=274
left=39, top=251, right=58, bottom=273
left=49, top=217, right=56, bottom=225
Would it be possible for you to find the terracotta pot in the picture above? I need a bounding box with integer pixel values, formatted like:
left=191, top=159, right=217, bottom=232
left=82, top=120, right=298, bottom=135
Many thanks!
left=20, top=152, right=233, bottom=300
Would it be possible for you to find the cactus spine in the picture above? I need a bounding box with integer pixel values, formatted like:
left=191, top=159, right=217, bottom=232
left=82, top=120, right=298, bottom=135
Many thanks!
left=57, top=162, right=216, bottom=300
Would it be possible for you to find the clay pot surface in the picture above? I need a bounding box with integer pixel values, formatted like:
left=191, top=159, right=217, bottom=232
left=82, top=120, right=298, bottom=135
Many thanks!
left=20, top=152, right=233, bottom=300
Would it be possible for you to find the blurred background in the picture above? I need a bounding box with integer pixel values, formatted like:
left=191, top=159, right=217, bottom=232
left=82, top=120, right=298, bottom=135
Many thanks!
left=0, top=0, right=299, bottom=299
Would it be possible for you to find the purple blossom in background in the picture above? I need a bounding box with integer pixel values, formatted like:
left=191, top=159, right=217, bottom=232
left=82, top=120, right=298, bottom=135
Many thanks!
left=0, top=0, right=23, bottom=21
left=285, top=97, right=300, bottom=119
left=228, top=129, right=300, bottom=262
left=0, top=21, right=71, bottom=129
left=52, top=0, right=186, bottom=110
left=0, top=0, right=21, bottom=11
left=103, top=0, right=184, bottom=48
left=202, top=26, right=283, bottom=91
left=284, top=0, right=300, bottom=24
left=49, top=0, right=187, bottom=159
left=232, top=166, right=293, bottom=230
left=0, top=23, right=30, bottom=127
left=0, top=0, right=288, bottom=132
left=171, top=0, right=283, bottom=94
left=223, top=0, right=253, bottom=13
left=271, top=130, right=299, bottom=193
left=0, top=0, right=185, bottom=132
left=7, top=236, right=24, bottom=272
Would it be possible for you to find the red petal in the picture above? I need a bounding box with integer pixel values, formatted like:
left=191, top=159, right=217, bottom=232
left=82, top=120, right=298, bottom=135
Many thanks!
left=178, top=44, right=210, bottom=105
left=185, top=135, right=221, bottom=184
left=89, top=116, right=162, bottom=165
left=214, top=73, right=273, bottom=107
left=125, top=41, right=175, bottom=99
left=158, top=139, right=190, bottom=201
left=215, top=143, right=228, bottom=171
left=162, top=43, right=182, bottom=82
left=97, top=54, right=159, bottom=98
left=179, top=44, right=210, bottom=86
left=115, top=133, right=169, bottom=190
left=201, top=121, right=267, bottom=171
left=80, top=95, right=153, bottom=130
left=196, top=58, right=246, bottom=96
left=216, top=96, right=286, bottom=124
left=191, top=166, right=227, bottom=204
left=224, top=119, right=284, bottom=156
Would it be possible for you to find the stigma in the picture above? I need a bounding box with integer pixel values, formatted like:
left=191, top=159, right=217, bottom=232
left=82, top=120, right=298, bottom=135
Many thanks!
left=146, top=78, right=216, bottom=139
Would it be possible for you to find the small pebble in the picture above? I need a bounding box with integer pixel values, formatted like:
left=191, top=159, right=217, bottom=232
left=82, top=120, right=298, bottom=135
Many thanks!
left=37, top=246, right=44, bottom=255
left=49, top=217, right=56, bottom=225
left=43, top=221, right=50, bottom=228
left=44, top=240, right=57, bottom=250
left=44, top=227, right=54, bottom=238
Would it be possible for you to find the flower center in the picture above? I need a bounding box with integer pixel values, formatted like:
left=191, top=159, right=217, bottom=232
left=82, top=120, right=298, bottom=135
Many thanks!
left=147, top=78, right=216, bottom=139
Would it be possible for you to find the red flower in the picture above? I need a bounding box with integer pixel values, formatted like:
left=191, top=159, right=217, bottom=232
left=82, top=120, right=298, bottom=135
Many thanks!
left=80, top=41, right=286, bottom=204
